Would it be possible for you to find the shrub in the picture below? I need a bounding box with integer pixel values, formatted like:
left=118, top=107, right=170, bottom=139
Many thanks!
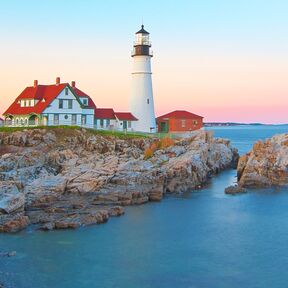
left=159, top=137, right=174, bottom=149
left=144, top=147, right=154, bottom=159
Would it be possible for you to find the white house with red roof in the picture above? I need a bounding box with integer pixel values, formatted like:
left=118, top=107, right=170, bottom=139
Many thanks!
left=4, top=78, right=95, bottom=128
left=94, top=108, right=138, bottom=131
left=3, top=77, right=139, bottom=132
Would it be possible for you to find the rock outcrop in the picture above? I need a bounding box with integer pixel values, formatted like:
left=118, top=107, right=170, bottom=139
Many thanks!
left=237, top=133, right=288, bottom=188
left=0, top=128, right=238, bottom=232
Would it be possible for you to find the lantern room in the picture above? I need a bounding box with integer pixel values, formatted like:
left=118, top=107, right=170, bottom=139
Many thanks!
left=132, top=25, right=153, bottom=57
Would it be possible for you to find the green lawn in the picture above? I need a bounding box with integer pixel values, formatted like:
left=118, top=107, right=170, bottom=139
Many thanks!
left=0, top=125, right=157, bottom=139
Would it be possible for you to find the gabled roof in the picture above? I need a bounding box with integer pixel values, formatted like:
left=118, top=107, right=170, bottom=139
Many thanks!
left=115, top=112, right=138, bottom=121
left=4, top=84, right=67, bottom=115
left=157, top=110, right=204, bottom=120
left=72, top=87, right=97, bottom=110
left=95, top=108, right=116, bottom=119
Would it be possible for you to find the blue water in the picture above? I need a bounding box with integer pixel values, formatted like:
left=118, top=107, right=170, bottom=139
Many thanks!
left=0, top=125, right=288, bottom=288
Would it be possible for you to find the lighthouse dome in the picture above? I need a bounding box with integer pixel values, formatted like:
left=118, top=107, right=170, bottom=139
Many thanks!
left=136, top=25, right=149, bottom=35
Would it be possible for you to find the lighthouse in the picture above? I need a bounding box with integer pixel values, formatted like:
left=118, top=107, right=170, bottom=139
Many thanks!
left=130, top=25, right=156, bottom=133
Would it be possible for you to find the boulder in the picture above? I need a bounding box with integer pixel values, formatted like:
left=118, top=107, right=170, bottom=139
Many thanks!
left=0, top=182, right=24, bottom=213
left=0, top=213, right=30, bottom=233
left=237, top=134, right=288, bottom=188
left=225, top=185, right=247, bottom=195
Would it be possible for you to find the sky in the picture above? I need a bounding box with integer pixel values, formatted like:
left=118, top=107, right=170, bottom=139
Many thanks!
left=0, top=0, right=287, bottom=123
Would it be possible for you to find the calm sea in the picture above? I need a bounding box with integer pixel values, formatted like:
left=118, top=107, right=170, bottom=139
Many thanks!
left=0, top=125, right=288, bottom=288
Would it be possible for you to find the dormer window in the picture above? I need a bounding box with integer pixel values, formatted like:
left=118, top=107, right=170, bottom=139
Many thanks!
left=65, top=87, right=69, bottom=95
left=83, top=99, right=88, bottom=106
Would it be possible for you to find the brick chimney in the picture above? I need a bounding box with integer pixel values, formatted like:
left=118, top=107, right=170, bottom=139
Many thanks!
left=56, top=77, right=60, bottom=86
left=71, top=81, right=76, bottom=88
left=34, top=80, right=38, bottom=87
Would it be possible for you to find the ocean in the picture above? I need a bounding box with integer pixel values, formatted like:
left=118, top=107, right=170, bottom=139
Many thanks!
left=0, top=125, right=288, bottom=288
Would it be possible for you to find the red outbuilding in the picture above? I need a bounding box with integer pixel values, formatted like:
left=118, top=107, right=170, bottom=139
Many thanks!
left=156, top=110, right=203, bottom=133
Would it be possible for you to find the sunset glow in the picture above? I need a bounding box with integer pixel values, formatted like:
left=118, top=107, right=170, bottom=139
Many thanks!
left=1, top=0, right=287, bottom=123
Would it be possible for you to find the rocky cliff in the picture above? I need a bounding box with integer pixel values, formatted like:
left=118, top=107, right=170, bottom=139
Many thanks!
left=237, top=133, right=288, bottom=188
left=0, top=128, right=238, bottom=232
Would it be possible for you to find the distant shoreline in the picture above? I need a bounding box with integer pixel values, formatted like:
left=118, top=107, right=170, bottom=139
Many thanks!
left=204, top=123, right=288, bottom=127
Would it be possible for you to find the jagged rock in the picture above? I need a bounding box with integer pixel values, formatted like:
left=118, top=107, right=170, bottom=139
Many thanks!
left=237, top=134, right=288, bottom=187
left=225, top=185, right=247, bottom=195
left=0, top=213, right=30, bottom=233
left=0, top=182, right=24, bottom=213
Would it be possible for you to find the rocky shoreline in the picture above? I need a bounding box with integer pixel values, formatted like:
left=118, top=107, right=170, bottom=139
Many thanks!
left=224, top=133, right=288, bottom=194
left=0, top=128, right=238, bottom=232
left=237, top=133, right=288, bottom=188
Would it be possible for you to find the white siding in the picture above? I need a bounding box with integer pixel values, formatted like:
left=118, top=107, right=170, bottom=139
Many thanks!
left=42, top=86, right=94, bottom=128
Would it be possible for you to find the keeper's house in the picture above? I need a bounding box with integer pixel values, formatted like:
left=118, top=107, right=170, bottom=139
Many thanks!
left=156, top=110, right=203, bottom=133
left=3, top=78, right=139, bottom=131
left=3, top=78, right=96, bottom=128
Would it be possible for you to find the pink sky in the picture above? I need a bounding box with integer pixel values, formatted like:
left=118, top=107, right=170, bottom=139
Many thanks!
left=0, top=1, right=287, bottom=124
left=1, top=49, right=286, bottom=123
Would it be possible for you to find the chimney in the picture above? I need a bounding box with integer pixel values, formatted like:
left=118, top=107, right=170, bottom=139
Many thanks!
left=71, top=81, right=76, bottom=88
left=56, top=77, right=60, bottom=86
left=34, top=80, right=38, bottom=88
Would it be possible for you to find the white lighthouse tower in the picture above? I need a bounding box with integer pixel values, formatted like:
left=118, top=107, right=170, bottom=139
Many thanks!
left=130, top=25, right=156, bottom=133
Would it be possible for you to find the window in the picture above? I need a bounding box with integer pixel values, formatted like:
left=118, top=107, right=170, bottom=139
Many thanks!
left=128, top=121, right=131, bottom=128
left=193, top=120, right=198, bottom=126
left=81, top=115, right=86, bottom=125
left=68, top=99, right=73, bottom=109
left=54, top=114, right=59, bottom=125
left=64, top=115, right=68, bottom=120
left=181, top=119, right=186, bottom=128
left=72, top=114, right=77, bottom=125
left=59, top=99, right=63, bottom=109
left=65, top=87, right=69, bottom=95
left=106, top=119, right=110, bottom=127
left=147, top=99, right=149, bottom=104
left=83, top=99, right=88, bottom=106
left=100, top=119, right=104, bottom=128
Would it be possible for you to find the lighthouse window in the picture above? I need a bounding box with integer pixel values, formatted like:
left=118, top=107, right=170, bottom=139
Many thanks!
left=181, top=119, right=186, bottom=128
left=147, top=99, right=149, bottom=104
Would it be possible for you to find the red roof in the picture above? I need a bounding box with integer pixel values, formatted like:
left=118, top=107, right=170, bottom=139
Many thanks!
left=157, top=110, right=203, bottom=120
left=115, top=112, right=138, bottom=121
left=95, top=108, right=116, bottom=119
left=4, top=82, right=96, bottom=116
left=4, top=84, right=67, bottom=115
left=72, top=87, right=97, bottom=110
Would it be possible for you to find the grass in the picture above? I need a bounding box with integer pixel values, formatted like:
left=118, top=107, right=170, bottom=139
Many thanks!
left=0, top=125, right=153, bottom=139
